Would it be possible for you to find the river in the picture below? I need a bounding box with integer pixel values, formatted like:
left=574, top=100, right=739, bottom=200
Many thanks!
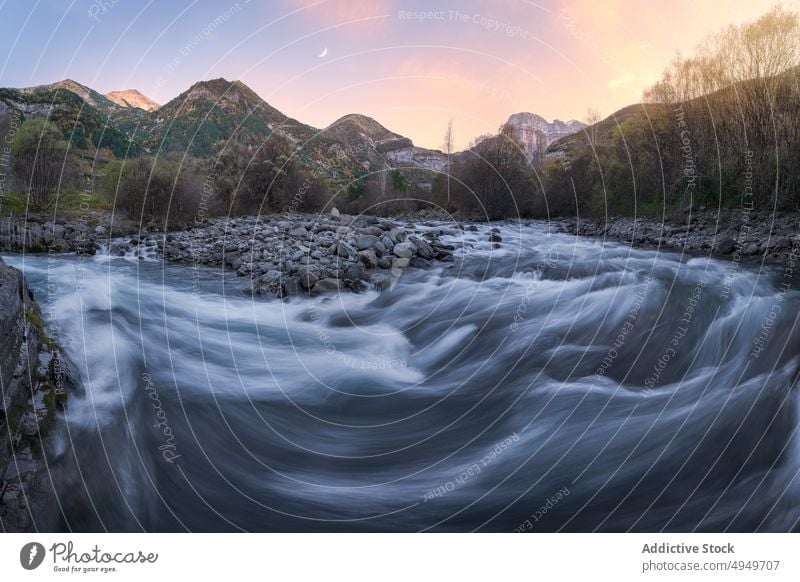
left=5, top=221, right=800, bottom=531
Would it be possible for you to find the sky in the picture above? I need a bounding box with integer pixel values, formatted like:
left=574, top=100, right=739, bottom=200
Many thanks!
left=0, top=0, right=787, bottom=150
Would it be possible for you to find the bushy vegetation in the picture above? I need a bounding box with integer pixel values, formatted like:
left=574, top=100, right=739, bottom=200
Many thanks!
left=431, top=125, right=540, bottom=219
left=540, top=6, right=800, bottom=217
left=100, top=135, right=331, bottom=226
left=209, top=136, right=328, bottom=216
left=102, top=156, right=203, bottom=226
left=10, top=118, right=76, bottom=211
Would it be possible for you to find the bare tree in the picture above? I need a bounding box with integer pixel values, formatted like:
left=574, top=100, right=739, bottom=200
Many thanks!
left=585, top=108, right=601, bottom=146
left=443, top=119, right=454, bottom=202
left=641, top=5, right=800, bottom=209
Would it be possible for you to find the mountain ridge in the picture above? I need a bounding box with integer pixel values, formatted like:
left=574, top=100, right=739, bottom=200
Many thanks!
left=105, top=89, right=159, bottom=111
left=0, top=76, right=588, bottom=188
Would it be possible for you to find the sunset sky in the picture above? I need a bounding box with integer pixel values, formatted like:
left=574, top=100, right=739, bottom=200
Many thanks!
left=0, top=0, right=786, bottom=149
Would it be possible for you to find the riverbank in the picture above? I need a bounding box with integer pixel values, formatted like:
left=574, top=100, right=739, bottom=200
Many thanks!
left=557, top=208, right=799, bottom=261
left=0, top=211, right=138, bottom=255
left=0, top=258, right=74, bottom=532
left=5, top=207, right=799, bottom=300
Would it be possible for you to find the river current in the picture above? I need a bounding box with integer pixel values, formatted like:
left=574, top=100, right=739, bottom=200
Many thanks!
left=5, top=221, right=800, bottom=531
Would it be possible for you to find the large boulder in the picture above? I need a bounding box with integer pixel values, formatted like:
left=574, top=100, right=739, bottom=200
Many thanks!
left=357, top=250, right=379, bottom=268
left=313, top=278, right=341, bottom=294
left=409, top=236, right=434, bottom=259
left=392, top=242, right=417, bottom=258
left=714, top=235, right=736, bottom=255
left=362, top=226, right=384, bottom=237
left=357, top=235, right=380, bottom=250
left=297, top=267, right=319, bottom=290
left=336, top=241, right=357, bottom=258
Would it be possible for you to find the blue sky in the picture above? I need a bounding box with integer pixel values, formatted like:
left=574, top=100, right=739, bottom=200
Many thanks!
left=0, top=0, right=778, bottom=148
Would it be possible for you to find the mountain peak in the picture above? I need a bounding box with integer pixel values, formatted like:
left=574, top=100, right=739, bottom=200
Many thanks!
left=505, top=112, right=586, bottom=160
left=167, top=78, right=270, bottom=114
left=24, top=78, right=90, bottom=97
left=20, top=78, right=118, bottom=112
left=326, top=114, right=404, bottom=142
left=105, top=89, right=159, bottom=111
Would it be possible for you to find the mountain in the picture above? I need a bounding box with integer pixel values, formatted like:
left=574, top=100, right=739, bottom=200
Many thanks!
left=105, top=89, right=159, bottom=111
left=146, top=80, right=448, bottom=182
left=143, top=78, right=316, bottom=157
left=0, top=80, right=138, bottom=156
left=505, top=113, right=585, bottom=160
left=0, top=76, right=589, bottom=191
left=545, top=104, right=645, bottom=156
left=20, top=79, right=119, bottom=113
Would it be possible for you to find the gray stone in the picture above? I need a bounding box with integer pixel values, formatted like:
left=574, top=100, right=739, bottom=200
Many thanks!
left=409, top=236, right=434, bottom=259
left=297, top=268, right=319, bottom=290
left=410, top=257, right=432, bottom=268
left=357, top=250, right=379, bottom=268
left=362, top=226, right=384, bottom=237
left=714, top=236, right=736, bottom=255
left=390, top=228, right=407, bottom=242
left=357, top=235, right=379, bottom=250
left=313, top=278, right=341, bottom=294
left=392, top=242, right=417, bottom=258
left=336, top=241, right=357, bottom=258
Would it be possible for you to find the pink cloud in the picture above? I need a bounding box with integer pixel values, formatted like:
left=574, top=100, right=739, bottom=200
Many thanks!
left=283, top=0, right=393, bottom=30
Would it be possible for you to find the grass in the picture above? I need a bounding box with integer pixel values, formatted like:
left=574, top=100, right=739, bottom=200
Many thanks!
left=636, top=199, right=672, bottom=218
left=0, top=189, right=111, bottom=218
left=0, top=192, right=27, bottom=215
left=22, top=308, right=50, bottom=344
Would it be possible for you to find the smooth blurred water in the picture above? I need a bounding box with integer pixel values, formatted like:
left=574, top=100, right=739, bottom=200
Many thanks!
left=6, top=221, right=800, bottom=531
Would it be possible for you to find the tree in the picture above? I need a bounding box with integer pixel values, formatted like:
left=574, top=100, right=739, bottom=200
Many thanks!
left=102, top=156, right=202, bottom=226
left=443, top=119, right=454, bottom=202
left=390, top=169, right=407, bottom=194
left=208, top=136, right=329, bottom=216
left=585, top=108, right=601, bottom=146
left=11, top=118, right=69, bottom=211
left=641, top=5, right=800, bottom=209
left=448, top=124, right=537, bottom=219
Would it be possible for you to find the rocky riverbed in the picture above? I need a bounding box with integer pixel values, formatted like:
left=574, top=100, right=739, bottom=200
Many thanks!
left=107, top=211, right=468, bottom=297
left=7, top=207, right=800, bottom=299
left=0, top=258, right=74, bottom=532
left=0, top=212, right=137, bottom=255
left=558, top=209, right=800, bottom=260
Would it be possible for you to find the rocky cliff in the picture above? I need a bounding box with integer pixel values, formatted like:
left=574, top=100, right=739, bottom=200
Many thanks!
left=0, top=257, right=72, bottom=531
left=506, top=112, right=585, bottom=161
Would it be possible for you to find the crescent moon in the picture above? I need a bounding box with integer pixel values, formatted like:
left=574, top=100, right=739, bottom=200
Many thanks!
left=317, top=46, right=328, bottom=58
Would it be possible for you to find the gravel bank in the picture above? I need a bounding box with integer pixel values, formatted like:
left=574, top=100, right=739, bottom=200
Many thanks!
left=558, top=209, right=800, bottom=261
left=107, top=211, right=467, bottom=297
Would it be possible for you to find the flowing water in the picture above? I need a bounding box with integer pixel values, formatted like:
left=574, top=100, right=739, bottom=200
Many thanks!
left=5, top=221, right=800, bottom=532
